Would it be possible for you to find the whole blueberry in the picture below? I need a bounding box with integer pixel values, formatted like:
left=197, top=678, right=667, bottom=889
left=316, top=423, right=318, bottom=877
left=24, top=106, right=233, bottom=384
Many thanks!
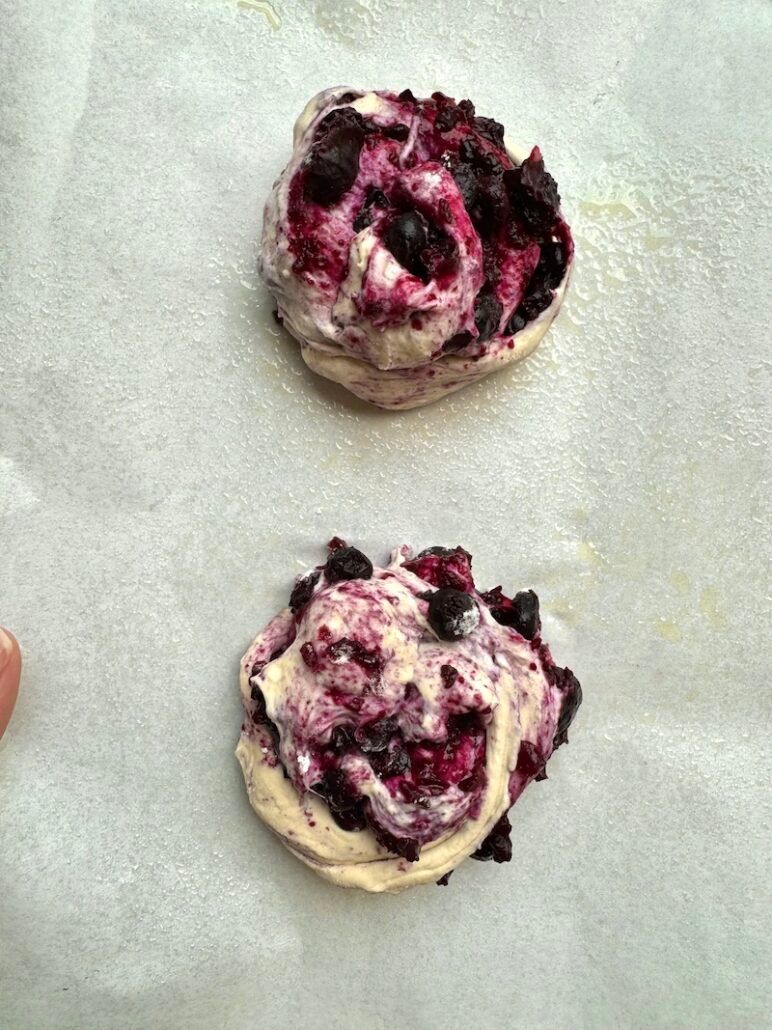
left=428, top=588, right=479, bottom=641
left=384, top=211, right=428, bottom=279
left=325, top=546, right=373, bottom=583
left=474, top=292, right=503, bottom=342
left=510, top=590, right=541, bottom=640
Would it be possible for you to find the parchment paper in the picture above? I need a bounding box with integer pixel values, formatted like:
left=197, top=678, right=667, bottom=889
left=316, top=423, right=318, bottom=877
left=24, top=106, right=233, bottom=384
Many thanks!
left=1, top=1, right=770, bottom=1027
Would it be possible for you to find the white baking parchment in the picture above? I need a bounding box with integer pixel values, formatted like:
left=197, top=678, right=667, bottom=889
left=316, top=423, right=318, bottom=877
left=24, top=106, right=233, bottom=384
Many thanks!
left=1, top=1, right=770, bottom=1027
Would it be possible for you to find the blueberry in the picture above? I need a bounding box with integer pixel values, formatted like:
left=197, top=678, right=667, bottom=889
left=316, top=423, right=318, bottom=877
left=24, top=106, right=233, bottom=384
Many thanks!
left=473, top=116, right=505, bottom=147
left=459, top=139, right=498, bottom=174
left=436, top=871, right=453, bottom=886
left=325, top=546, right=373, bottom=583
left=474, top=292, right=503, bottom=342
left=398, top=88, right=416, bottom=103
left=329, top=725, right=354, bottom=753
left=505, top=312, right=526, bottom=336
left=353, top=189, right=390, bottom=232
left=428, top=589, right=479, bottom=641
left=371, top=823, right=420, bottom=862
left=354, top=716, right=397, bottom=753
left=327, top=637, right=382, bottom=672
left=505, top=150, right=561, bottom=235
left=442, top=331, right=472, bottom=353
left=458, top=99, right=476, bottom=123
left=435, top=107, right=460, bottom=133
left=416, top=546, right=457, bottom=558
left=535, top=238, right=568, bottom=289
left=511, top=589, right=541, bottom=640
left=383, top=211, right=428, bottom=279
left=471, top=813, right=512, bottom=863
left=312, top=770, right=367, bottom=831
left=519, top=281, right=553, bottom=321
left=305, top=108, right=366, bottom=206
left=249, top=686, right=281, bottom=752
left=289, top=571, right=319, bottom=613
left=369, top=742, right=410, bottom=779
left=549, top=667, right=582, bottom=747
left=515, top=740, right=544, bottom=778
left=337, top=91, right=359, bottom=104
left=353, top=209, right=373, bottom=232
left=367, top=188, right=389, bottom=209
left=440, top=664, right=459, bottom=689
left=383, top=123, right=410, bottom=141
left=451, top=162, right=478, bottom=209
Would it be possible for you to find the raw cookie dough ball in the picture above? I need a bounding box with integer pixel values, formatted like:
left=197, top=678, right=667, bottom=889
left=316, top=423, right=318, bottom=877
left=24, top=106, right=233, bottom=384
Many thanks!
left=259, top=88, right=573, bottom=409
left=236, top=541, right=582, bottom=892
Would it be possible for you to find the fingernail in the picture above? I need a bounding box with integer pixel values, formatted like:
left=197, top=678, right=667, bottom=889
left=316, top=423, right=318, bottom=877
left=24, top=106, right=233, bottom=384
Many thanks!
left=0, top=629, right=13, bottom=671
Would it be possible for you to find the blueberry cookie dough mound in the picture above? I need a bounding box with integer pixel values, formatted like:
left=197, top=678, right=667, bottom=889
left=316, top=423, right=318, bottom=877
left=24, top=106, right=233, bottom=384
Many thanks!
left=259, top=88, right=573, bottom=409
left=235, top=540, right=582, bottom=892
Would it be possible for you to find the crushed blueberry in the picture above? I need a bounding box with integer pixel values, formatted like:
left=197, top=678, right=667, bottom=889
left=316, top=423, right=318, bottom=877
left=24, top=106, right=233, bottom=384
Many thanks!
left=312, top=770, right=368, bottom=831
left=325, top=546, right=373, bottom=583
left=353, top=186, right=390, bottom=231
left=440, top=664, right=459, bottom=689
left=485, top=587, right=541, bottom=639
left=472, top=813, right=513, bottom=863
left=404, top=546, right=475, bottom=591
left=355, top=716, right=398, bottom=753
left=300, top=641, right=322, bottom=672
left=516, top=740, right=544, bottom=778
left=329, top=725, right=355, bottom=753
left=369, top=742, right=410, bottom=779
left=328, top=637, right=382, bottom=672
left=371, top=823, right=420, bottom=863
left=428, top=588, right=480, bottom=641
left=436, top=870, right=453, bottom=886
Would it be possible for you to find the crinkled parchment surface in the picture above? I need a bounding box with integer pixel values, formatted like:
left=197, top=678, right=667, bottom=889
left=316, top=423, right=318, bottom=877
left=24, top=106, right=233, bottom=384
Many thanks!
left=0, top=1, right=770, bottom=1028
